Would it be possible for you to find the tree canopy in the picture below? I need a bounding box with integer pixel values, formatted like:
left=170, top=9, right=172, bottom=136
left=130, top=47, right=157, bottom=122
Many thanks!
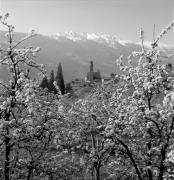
left=55, top=63, right=65, bottom=95
left=0, top=13, right=174, bottom=180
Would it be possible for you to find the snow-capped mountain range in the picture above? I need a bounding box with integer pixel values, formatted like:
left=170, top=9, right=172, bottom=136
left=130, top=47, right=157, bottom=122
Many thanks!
left=52, top=31, right=121, bottom=48
left=0, top=30, right=174, bottom=82
left=51, top=31, right=174, bottom=49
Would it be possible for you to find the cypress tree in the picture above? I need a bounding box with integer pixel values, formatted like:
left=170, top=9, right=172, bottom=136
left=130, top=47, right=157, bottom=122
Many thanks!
left=49, top=70, right=57, bottom=94
left=55, top=63, right=65, bottom=95
left=40, top=76, right=49, bottom=90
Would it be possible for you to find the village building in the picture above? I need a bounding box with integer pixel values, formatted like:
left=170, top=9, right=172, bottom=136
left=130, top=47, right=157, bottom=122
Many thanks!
left=86, top=61, right=101, bottom=83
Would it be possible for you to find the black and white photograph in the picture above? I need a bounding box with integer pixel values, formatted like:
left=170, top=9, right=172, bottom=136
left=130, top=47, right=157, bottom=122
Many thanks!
left=0, top=0, right=174, bottom=179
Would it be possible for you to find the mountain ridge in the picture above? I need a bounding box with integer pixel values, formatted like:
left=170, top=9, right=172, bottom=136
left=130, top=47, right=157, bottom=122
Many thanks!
left=0, top=31, right=174, bottom=82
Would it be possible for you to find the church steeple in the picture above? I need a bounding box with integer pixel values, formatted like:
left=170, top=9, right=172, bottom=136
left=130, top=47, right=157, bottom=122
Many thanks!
left=90, top=60, right=93, bottom=72
left=86, top=60, right=101, bottom=83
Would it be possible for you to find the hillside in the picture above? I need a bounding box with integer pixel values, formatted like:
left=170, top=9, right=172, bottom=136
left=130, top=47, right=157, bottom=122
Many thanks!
left=0, top=31, right=173, bottom=82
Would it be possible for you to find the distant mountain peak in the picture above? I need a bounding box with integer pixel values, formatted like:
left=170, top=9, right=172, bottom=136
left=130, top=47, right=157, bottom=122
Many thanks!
left=51, top=31, right=174, bottom=50
left=54, top=31, right=86, bottom=41
left=51, top=31, right=125, bottom=49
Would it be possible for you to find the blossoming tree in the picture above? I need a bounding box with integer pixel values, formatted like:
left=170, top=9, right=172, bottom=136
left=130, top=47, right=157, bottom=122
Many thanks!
left=104, top=21, right=174, bottom=180
left=66, top=21, right=174, bottom=180
left=0, top=14, right=64, bottom=180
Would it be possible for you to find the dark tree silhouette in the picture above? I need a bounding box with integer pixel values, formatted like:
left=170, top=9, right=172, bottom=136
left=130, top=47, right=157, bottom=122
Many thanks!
left=55, top=63, right=65, bottom=95
left=49, top=70, right=57, bottom=94
left=40, top=76, right=49, bottom=90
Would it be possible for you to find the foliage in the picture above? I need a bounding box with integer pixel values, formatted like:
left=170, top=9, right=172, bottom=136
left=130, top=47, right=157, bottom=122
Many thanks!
left=103, top=22, right=174, bottom=180
left=0, top=13, right=64, bottom=180
left=64, top=21, right=174, bottom=180
left=48, top=70, right=57, bottom=94
left=40, top=76, right=49, bottom=90
left=55, top=63, right=65, bottom=95
left=1, top=13, right=174, bottom=180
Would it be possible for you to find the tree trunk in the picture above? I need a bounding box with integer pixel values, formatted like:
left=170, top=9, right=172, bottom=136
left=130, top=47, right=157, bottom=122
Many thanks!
left=158, top=149, right=166, bottom=180
left=4, top=136, right=11, bottom=180
left=116, top=138, right=143, bottom=180
left=26, top=167, right=33, bottom=180
left=94, top=166, right=100, bottom=180
left=147, top=140, right=153, bottom=180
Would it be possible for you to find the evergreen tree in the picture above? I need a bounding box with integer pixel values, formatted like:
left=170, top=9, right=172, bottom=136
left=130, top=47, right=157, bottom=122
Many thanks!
left=55, top=63, right=65, bottom=94
left=49, top=70, right=57, bottom=94
left=40, top=76, right=49, bottom=89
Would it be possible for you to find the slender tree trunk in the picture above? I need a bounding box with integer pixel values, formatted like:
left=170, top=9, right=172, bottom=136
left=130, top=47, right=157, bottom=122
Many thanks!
left=116, top=138, right=143, bottom=180
left=158, top=117, right=174, bottom=180
left=158, top=161, right=164, bottom=180
left=94, top=166, right=100, bottom=180
left=4, top=136, right=11, bottom=180
left=147, top=97, right=153, bottom=180
left=91, top=167, right=94, bottom=180
left=147, top=138, right=153, bottom=180
left=158, top=148, right=166, bottom=180
left=26, top=167, right=33, bottom=180
left=147, top=168, right=153, bottom=180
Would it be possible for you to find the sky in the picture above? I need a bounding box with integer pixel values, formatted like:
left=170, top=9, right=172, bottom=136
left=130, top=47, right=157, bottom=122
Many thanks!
left=0, top=0, right=174, bottom=45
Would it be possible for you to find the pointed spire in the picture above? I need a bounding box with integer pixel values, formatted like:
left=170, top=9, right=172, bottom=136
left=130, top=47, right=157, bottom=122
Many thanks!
left=90, top=60, right=93, bottom=72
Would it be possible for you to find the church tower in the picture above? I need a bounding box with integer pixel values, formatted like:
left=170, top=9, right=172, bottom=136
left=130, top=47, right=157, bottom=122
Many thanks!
left=90, top=60, right=93, bottom=72
left=86, top=60, right=101, bottom=82
left=89, top=60, right=94, bottom=81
